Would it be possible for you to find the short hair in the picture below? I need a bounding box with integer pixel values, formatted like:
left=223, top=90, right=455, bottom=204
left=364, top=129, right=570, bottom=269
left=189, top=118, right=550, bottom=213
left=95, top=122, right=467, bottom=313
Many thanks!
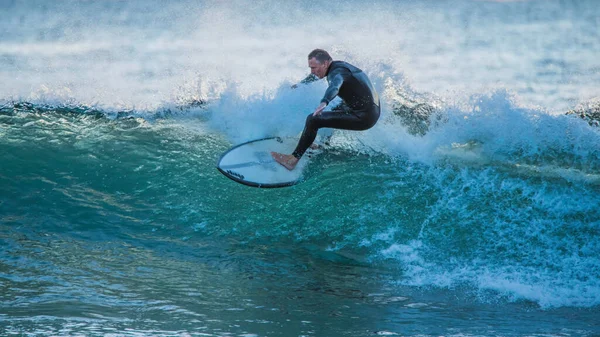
left=308, top=49, right=332, bottom=63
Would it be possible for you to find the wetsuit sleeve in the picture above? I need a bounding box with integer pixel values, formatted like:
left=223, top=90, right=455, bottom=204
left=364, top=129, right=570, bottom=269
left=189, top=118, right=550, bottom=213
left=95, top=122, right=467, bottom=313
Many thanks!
left=299, top=74, right=318, bottom=84
left=320, top=68, right=351, bottom=105
left=291, top=74, right=318, bottom=89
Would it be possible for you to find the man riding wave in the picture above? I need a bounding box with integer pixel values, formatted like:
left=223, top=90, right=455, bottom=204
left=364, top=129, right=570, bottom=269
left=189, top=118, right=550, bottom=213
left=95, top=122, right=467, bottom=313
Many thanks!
left=271, top=49, right=380, bottom=170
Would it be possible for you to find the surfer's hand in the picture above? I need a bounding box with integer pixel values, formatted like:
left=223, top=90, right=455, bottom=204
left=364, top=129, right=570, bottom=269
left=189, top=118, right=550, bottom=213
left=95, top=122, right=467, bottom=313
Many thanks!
left=313, top=102, right=326, bottom=116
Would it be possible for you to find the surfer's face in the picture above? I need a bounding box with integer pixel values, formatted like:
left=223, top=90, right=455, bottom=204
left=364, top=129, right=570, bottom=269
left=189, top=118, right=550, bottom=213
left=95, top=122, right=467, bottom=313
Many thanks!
left=309, top=58, right=330, bottom=79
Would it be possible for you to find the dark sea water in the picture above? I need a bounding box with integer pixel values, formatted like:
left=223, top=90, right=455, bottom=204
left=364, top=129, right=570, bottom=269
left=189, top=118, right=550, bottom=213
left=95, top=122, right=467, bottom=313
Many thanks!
left=1, top=1, right=599, bottom=336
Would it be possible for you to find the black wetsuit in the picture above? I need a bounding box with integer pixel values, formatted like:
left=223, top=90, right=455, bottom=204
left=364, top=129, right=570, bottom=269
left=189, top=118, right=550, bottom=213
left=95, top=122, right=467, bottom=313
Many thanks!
left=292, top=61, right=380, bottom=159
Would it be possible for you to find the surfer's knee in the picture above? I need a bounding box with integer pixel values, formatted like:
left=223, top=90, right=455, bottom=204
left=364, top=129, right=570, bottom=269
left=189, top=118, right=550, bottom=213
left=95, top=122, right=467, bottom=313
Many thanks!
left=305, top=113, right=319, bottom=129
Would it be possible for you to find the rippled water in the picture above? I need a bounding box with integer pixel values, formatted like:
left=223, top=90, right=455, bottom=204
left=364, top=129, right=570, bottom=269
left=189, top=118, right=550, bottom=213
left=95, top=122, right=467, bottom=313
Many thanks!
left=2, top=0, right=600, bottom=336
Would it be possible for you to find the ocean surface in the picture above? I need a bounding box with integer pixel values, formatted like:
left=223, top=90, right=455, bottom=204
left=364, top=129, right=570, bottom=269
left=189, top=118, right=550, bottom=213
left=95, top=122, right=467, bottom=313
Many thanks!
left=1, top=0, right=600, bottom=336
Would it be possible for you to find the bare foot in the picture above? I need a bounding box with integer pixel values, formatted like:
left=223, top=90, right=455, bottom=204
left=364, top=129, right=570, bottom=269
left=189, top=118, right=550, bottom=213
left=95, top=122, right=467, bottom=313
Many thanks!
left=270, top=152, right=299, bottom=171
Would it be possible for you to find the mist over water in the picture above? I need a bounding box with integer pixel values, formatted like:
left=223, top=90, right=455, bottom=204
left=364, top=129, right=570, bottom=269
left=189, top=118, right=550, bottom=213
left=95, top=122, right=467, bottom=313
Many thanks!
left=1, top=0, right=600, bottom=336
left=2, top=0, right=599, bottom=110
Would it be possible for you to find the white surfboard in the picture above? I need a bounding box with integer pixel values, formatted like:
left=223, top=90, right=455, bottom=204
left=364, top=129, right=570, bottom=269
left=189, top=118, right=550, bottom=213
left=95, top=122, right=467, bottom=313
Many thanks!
left=216, top=137, right=318, bottom=188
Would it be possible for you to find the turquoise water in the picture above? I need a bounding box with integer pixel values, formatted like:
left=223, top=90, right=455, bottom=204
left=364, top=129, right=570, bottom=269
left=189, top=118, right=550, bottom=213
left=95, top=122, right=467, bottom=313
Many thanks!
left=2, top=1, right=600, bottom=336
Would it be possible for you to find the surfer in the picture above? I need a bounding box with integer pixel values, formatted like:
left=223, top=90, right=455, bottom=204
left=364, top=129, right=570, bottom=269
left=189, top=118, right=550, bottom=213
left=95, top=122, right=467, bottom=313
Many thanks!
left=271, top=49, right=380, bottom=170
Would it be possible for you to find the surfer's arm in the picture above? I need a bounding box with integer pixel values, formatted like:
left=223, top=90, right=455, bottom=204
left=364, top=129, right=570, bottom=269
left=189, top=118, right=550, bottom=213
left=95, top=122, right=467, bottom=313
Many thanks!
left=291, top=74, right=319, bottom=89
left=320, top=69, right=350, bottom=105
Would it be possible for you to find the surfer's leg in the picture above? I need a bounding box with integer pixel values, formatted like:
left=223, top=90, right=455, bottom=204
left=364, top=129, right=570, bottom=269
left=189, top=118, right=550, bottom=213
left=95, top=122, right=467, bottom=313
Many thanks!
left=271, top=112, right=343, bottom=170
left=292, top=107, right=379, bottom=159
left=309, top=105, right=347, bottom=149
left=272, top=105, right=379, bottom=170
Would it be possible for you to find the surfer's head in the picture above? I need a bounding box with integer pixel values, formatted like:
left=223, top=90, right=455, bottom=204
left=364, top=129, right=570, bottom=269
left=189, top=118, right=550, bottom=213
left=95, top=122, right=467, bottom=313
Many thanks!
left=308, top=49, right=332, bottom=79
